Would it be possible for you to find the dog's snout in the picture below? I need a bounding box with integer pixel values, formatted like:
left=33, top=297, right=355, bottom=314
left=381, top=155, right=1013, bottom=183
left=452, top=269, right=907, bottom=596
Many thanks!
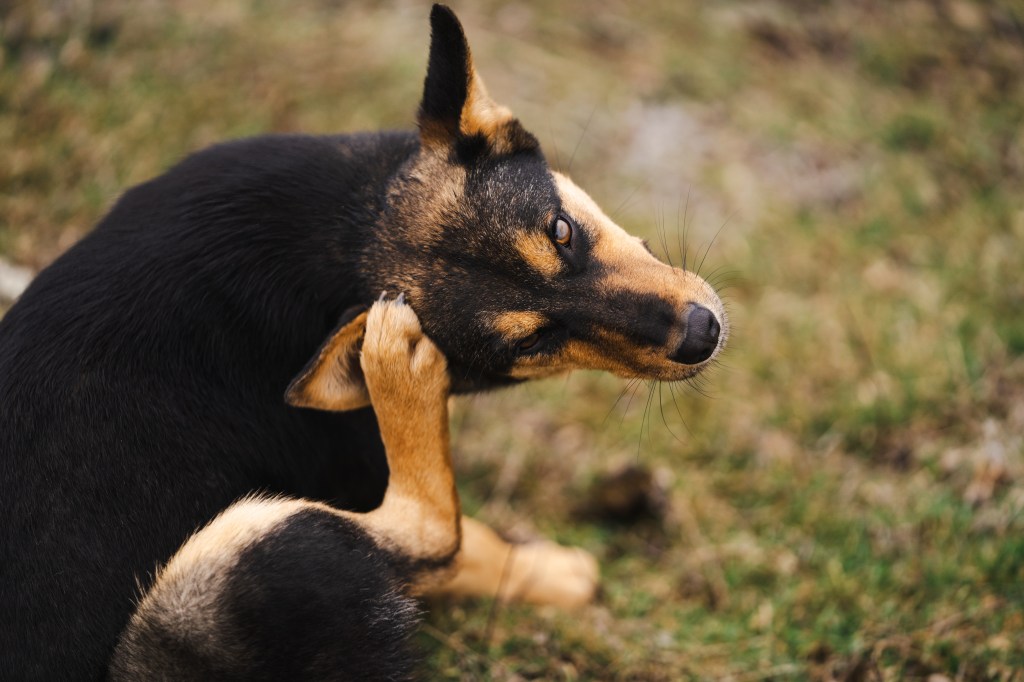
left=671, top=304, right=720, bottom=365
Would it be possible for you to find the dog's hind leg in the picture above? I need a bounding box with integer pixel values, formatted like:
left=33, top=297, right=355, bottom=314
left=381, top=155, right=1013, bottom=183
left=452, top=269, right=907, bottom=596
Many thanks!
left=283, top=300, right=598, bottom=610
left=287, top=302, right=598, bottom=610
left=109, top=496, right=423, bottom=681
left=110, top=299, right=458, bottom=680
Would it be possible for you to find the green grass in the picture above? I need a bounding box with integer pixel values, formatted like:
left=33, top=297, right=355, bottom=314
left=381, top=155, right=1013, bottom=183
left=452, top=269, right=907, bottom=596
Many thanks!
left=3, top=0, right=1023, bottom=679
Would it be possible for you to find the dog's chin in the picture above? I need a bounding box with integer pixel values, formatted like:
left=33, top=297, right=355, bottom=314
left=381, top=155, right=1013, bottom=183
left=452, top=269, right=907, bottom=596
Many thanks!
left=449, top=363, right=717, bottom=394
left=613, top=366, right=703, bottom=383
left=613, top=353, right=723, bottom=383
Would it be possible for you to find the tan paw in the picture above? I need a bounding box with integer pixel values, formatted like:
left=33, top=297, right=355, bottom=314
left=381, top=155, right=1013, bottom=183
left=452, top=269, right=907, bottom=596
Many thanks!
left=360, top=295, right=448, bottom=408
left=503, top=542, right=600, bottom=610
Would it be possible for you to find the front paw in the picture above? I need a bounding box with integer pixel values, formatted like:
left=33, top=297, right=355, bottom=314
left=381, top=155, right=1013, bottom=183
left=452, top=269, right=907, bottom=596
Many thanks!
left=360, top=295, right=449, bottom=408
left=505, top=542, right=600, bottom=609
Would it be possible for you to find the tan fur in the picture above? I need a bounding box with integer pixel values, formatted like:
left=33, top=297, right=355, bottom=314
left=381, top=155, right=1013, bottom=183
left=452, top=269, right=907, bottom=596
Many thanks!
left=460, top=68, right=518, bottom=153
left=489, top=310, right=548, bottom=342
left=510, top=333, right=707, bottom=381
left=285, top=311, right=370, bottom=411
left=419, top=49, right=520, bottom=154
left=513, top=230, right=564, bottom=277
left=433, top=517, right=599, bottom=609
left=289, top=301, right=597, bottom=604
left=389, top=152, right=468, bottom=244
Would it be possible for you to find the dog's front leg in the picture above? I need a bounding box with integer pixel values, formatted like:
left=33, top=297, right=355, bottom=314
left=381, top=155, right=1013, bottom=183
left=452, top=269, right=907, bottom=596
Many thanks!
left=431, top=516, right=599, bottom=609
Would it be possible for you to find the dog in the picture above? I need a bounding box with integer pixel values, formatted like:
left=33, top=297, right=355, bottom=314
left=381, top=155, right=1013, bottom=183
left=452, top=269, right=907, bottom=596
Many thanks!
left=0, top=5, right=727, bottom=680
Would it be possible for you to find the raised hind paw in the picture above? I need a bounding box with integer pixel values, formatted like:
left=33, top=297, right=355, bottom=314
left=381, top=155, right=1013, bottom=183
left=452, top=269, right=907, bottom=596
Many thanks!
left=360, top=295, right=449, bottom=413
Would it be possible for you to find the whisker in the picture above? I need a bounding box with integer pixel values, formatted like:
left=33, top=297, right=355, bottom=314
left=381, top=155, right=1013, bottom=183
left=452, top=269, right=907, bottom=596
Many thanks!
left=683, top=375, right=713, bottom=400
left=568, top=102, right=598, bottom=174
left=666, top=381, right=694, bottom=439
left=547, top=118, right=563, bottom=172
left=611, top=184, right=643, bottom=222
left=695, top=371, right=717, bottom=398
left=620, top=378, right=645, bottom=427
left=655, top=204, right=674, bottom=268
left=674, top=196, right=683, bottom=269
left=706, top=269, right=743, bottom=291
left=657, top=382, right=685, bottom=446
left=696, top=211, right=734, bottom=277
left=638, top=379, right=657, bottom=461
left=604, top=378, right=641, bottom=427
left=679, top=187, right=692, bottom=272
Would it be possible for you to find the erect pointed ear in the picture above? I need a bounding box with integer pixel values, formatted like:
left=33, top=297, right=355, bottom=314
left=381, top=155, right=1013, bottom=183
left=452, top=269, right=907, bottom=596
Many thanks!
left=418, top=4, right=539, bottom=155
left=285, top=307, right=370, bottom=412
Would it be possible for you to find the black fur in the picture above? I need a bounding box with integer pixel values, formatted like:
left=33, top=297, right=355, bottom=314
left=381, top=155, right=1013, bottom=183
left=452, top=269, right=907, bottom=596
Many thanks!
left=419, top=5, right=471, bottom=140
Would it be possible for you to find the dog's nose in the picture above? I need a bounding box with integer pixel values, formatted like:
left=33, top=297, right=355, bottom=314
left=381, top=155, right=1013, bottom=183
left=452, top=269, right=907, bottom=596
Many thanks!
left=671, top=304, right=720, bottom=365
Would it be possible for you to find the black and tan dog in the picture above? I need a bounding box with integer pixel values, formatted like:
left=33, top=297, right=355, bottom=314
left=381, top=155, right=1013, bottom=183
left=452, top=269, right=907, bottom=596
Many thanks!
left=0, top=5, right=727, bottom=680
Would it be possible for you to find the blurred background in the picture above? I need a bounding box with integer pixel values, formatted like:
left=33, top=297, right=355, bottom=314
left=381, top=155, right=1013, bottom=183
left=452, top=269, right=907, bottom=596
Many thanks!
left=2, top=1, right=1022, bottom=679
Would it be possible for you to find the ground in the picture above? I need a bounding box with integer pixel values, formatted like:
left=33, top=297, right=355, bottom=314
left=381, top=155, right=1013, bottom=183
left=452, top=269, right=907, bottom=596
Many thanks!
left=2, top=1, right=1022, bottom=679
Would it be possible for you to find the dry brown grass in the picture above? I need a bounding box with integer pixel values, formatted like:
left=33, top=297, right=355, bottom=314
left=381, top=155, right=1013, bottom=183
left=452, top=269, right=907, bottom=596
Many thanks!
left=3, top=1, right=1023, bottom=679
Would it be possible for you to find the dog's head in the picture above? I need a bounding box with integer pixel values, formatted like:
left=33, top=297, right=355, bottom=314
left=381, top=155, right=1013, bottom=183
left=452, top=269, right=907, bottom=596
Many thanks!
left=286, top=5, right=728, bottom=410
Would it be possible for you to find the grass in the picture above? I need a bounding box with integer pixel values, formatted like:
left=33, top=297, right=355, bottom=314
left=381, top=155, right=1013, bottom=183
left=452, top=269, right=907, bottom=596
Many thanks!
left=3, top=0, right=1023, bottom=679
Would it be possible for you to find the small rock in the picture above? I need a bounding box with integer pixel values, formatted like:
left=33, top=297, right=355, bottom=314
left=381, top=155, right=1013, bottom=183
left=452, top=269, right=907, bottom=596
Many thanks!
left=0, top=258, right=34, bottom=302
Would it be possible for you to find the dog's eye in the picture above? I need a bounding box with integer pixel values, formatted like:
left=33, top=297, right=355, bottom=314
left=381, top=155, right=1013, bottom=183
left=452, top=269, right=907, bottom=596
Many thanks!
left=518, top=332, right=542, bottom=353
left=553, top=216, right=573, bottom=247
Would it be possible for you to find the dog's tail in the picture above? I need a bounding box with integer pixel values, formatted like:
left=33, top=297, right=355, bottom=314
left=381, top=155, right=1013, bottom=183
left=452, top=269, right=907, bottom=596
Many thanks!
left=109, top=496, right=421, bottom=681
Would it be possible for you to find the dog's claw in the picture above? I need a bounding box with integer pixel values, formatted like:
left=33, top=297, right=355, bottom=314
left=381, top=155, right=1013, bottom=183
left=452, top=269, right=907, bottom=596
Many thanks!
left=396, top=292, right=406, bottom=305
left=378, top=290, right=388, bottom=302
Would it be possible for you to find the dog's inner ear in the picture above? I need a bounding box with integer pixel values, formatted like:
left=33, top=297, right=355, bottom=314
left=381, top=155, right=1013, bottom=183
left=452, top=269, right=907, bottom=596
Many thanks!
left=285, top=310, right=370, bottom=412
left=418, top=4, right=539, bottom=156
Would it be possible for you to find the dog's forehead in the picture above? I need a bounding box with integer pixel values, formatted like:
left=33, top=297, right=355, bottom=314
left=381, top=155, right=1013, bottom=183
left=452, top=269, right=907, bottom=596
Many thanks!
left=469, top=154, right=557, bottom=213
left=405, top=150, right=557, bottom=235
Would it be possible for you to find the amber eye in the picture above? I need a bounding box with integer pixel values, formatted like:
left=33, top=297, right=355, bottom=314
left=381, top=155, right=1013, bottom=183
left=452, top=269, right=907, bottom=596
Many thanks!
left=518, top=332, right=541, bottom=352
left=553, top=216, right=572, bottom=246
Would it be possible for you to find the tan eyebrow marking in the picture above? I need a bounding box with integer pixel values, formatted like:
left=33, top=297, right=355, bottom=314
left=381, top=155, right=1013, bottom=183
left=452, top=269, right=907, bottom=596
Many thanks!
left=489, top=311, right=548, bottom=341
left=513, top=231, right=563, bottom=278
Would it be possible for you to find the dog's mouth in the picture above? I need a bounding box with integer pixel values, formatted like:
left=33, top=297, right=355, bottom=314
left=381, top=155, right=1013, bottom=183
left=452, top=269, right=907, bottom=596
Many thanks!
left=616, top=322, right=729, bottom=383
